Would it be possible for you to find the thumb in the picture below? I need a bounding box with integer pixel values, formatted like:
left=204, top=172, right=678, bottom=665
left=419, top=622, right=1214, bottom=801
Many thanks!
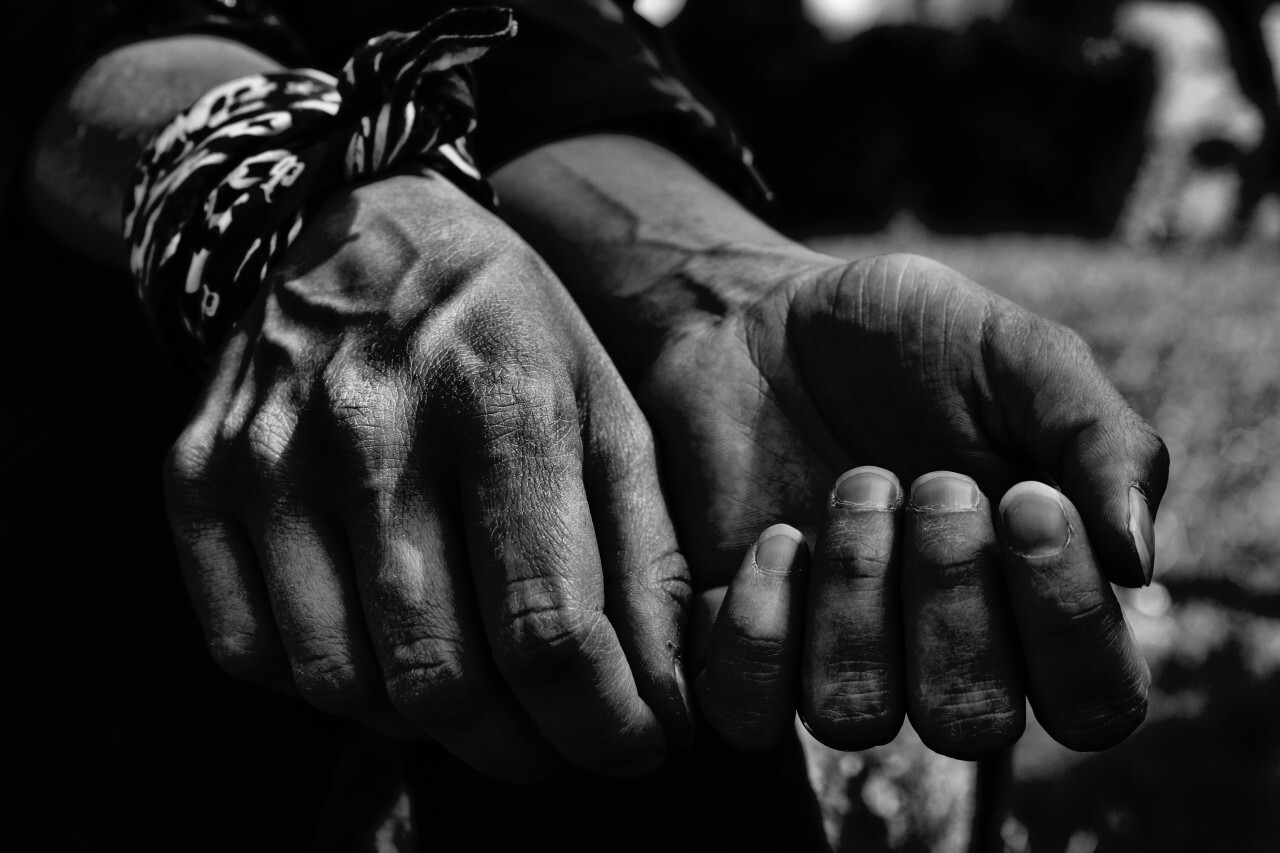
left=986, top=308, right=1170, bottom=588
left=696, top=524, right=809, bottom=752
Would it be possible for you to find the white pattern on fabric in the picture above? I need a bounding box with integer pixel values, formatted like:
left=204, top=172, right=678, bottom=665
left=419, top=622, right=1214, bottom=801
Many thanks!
left=124, top=7, right=517, bottom=371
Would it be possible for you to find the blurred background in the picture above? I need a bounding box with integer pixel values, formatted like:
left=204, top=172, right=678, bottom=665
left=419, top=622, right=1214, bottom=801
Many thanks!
left=636, top=2, right=1280, bottom=851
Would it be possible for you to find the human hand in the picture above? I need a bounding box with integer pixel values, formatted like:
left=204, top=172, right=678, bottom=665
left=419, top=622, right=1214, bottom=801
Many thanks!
left=163, top=172, right=692, bottom=782
left=693, top=470, right=1151, bottom=761
left=642, top=252, right=1167, bottom=759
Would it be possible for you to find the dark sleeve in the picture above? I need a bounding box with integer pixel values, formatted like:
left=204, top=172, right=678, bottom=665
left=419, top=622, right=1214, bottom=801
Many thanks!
left=3, top=0, right=769, bottom=219
left=1, top=0, right=307, bottom=220
left=269, top=0, right=772, bottom=206
left=460, top=1, right=771, bottom=207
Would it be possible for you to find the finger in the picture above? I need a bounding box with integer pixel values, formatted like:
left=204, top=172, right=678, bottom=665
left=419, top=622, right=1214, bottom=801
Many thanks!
left=903, top=472, right=1024, bottom=760
left=322, top=367, right=563, bottom=780
left=985, top=310, right=1170, bottom=587
left=801, top=466, right=905, bottom=750
left=338, top=471, right=565, bottom=783
left=579, top=360, right=694, bottom=747
left=454, top=369, right=667, bottom=778
left=247, top=495, right=401, bottom=732
left=697, top=524, right=809, bottom=752
left=164, top=436, right=292, bottom=692
left=997, top=481, right=1150, bottom=750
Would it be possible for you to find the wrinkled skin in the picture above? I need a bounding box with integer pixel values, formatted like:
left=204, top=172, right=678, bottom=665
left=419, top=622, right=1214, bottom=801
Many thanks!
left=640, top=252, right=1168, bottom=758
left=163, top=172, right=694, bottom=783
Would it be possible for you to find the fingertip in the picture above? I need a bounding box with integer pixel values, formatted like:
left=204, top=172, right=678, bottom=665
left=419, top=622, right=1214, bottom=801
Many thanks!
left=753, top=524, right=807, bottom=575
left=997, top=479, right=1062, bottom=514
left=910, top=471, right=981, bottom=511
left=998, top=481, right=1071, bottom=559
left=832, top=466, right=902, bottom=508
left=756, top=522, right=805, bottom=546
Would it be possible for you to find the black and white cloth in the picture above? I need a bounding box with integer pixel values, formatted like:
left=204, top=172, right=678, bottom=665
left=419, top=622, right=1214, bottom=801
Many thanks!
left=124, top=6, right=514, bottom=367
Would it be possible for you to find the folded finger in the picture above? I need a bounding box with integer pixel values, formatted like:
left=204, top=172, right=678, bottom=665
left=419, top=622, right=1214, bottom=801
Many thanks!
left=998, top=481, right=1150, bottom=750
left=249, top=496, right=398, bottom=732
left=801, top=466, right=905, bottom=750
left=697, top=524, right=809, bottom=752
left=164, top=441, right=291, bottom=691
left=903, top=472, right=1024, bottom=760
left=580, top=361, right=694, bottom=747
left=339, top=472, right=564, bottom=783
left=454, top=369, right=666, bottom=778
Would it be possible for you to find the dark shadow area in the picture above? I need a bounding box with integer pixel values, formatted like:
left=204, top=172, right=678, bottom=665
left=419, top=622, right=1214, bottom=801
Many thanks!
left=667, top=0, right=1156, bottom=237
left=1010, top=630, right=1280, bottom=853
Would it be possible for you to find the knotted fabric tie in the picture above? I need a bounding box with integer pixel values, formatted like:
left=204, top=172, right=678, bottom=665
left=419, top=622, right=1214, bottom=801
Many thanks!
left=124, top=7, right=516, bottom=369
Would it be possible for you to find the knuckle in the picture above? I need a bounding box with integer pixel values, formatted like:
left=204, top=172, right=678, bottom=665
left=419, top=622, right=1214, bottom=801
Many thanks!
left=207, top=630, right=276, bottom=683
left=322, top=359, right=384, bottom=424
left=290, top=650, right=369, bottom=714
left=1035, top=593, right=1116, bottom=639
left=702, top=681, right=791, bottom=753
left=721, top=621, right=790, bottom=669
left=806, top=670, right=899, bottom=730
left=165, top=429, right=213, bottom=488
left=914, top=683, right=1025, bottom=759
left=492, top=591, right=604, bottom=683
left=241, top=405, right=299, bottom=487
left=323, top=365, right=411, bottom=470
left=384, top=638, right=483, bottom=727
left=1041, top=682, right=1149, bottom=751
left=1033, top=647, right=1151, bottom=751
left=804, top=688, right=903, bottom=751
left=613, top=549, right=692, bottom=613
left=163, top=431, right=237, bottom=531
left=464, top=362, right=578, bottom=455
left=164, top=426, right=223, bottom=510
left=822, top=541, right=894, bottom=585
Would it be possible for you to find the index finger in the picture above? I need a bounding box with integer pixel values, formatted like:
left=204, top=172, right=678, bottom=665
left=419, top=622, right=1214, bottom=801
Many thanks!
left=997, top=481, right=1150, bottom=750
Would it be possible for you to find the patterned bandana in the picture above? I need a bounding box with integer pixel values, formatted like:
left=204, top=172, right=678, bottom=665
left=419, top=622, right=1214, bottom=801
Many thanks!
left=124, top=6, right=516, bottom=371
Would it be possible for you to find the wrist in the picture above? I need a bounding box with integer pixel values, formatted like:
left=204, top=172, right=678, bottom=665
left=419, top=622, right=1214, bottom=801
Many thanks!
left=490, top=134, right=836, bottom=380
left=600, top=242, right=833, bottom=379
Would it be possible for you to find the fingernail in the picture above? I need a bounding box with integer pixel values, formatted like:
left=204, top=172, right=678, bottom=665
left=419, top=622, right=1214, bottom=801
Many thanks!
left=910, top=472, right=980, bottom=510
left=834, top=466, right=901, bottom=509
left=1129, top=486, right=1155, bottom=585
left=754, top=524, right=804, bottom=575
left=999, top=482, right=1070, bottom=558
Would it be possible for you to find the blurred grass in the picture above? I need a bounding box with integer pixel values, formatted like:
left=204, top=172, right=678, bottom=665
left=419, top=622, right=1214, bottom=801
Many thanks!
left=797, top=227, right=1280, bottom=852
